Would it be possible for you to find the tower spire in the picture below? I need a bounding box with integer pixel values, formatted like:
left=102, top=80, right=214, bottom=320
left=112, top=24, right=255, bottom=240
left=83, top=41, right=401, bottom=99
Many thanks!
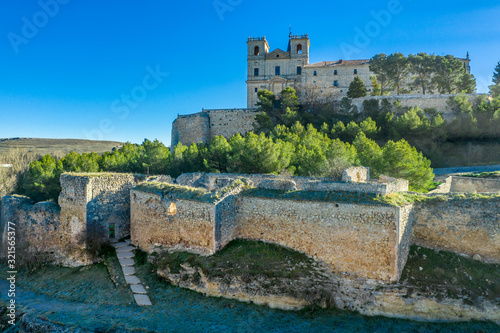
left=289, top=25, right=292, bottom=37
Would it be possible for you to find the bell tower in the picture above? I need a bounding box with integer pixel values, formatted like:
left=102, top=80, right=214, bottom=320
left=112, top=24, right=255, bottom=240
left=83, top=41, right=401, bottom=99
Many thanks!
left=288, top=33, right=309, bottom=64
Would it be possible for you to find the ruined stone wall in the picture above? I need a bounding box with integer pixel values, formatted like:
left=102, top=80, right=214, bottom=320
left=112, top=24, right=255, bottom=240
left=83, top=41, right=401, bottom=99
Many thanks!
left=86, top=174, right=138, bottom=239
left=450, top=176, right=500, bottom=193
left=175, top=172, right=408, bottom=195
left=130, top=189, right=216, bottom=254
left=59, top=175, right=90, bottom=250
left=0, top=196, right=61, bottom=255
left=412, top=198, right=500, bottom=262
left=234, top=196, right=410, bottom=282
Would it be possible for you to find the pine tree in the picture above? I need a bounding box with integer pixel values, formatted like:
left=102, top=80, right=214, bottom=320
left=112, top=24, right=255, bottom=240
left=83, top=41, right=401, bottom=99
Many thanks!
left=347, top=76, right=367, bottom=98
left=370, top=76, right=382, bottom=96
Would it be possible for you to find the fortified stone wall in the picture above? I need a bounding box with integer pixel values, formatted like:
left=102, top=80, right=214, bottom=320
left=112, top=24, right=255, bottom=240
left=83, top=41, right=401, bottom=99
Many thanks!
left=130, top=190, right=216, bottom=254
left=0, top=196, right=61, bottom=255
left=450, top=176, right=500, bottom=193
left=171, top=109, right=258, bottom=148
left=412, top=197, right=500, bottom=262
left=235, top=196, right=412, bottom=282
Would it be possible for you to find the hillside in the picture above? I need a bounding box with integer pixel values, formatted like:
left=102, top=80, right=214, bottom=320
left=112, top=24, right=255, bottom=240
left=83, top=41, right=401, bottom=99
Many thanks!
left=0, top=138, right=124, bottom=156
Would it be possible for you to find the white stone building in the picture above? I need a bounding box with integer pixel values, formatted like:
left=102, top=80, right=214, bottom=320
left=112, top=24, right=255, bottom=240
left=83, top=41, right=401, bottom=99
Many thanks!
left=246, top=34, right=471, bottom=108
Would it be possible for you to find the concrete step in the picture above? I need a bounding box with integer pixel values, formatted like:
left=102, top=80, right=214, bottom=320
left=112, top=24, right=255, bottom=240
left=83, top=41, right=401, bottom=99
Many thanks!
left=130, top=284, right=147, bottom=295
left=118, top=258, right=135, bottom=267
left=122, top=266, right=136, bottom=276
left=125, top=275, right=141, bottom=285
left=134, top=294, right=152, bottom=306
left=117, top=251, right=134, bottom=259
left=112, top=242, right=128, bottom=249
left=116, top=245, right=135, bottom=253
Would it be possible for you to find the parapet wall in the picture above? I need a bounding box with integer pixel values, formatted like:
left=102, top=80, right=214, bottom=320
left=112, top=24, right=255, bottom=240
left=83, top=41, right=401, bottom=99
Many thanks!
left=412, top=197, right=500, bottom=262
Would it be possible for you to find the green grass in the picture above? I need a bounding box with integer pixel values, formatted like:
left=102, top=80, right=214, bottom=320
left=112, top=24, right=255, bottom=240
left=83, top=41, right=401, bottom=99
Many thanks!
left=402, top=245, right=500, bottom=304
left=152, top=239, right=323, bottom=282
left=241, top=188, right=398, bottom=206
left=375, top=192, right=500, bottom=206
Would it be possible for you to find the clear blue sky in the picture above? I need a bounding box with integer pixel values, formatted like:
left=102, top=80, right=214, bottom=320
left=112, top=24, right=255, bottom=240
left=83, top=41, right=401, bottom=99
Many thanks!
left=1, top=0, right=499, bottom=146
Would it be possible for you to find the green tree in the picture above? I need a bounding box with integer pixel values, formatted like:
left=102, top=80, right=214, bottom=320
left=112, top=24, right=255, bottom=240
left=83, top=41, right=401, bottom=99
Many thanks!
left=347, top=76, right=367, bottom=98
left=353, top=132, right=382, bottom=175
left=20, top=155, right=63, bottom=202
left=408, top=53, right=436, bottom=94
left=280, top=87, right=299, bottom=112
left=380, top=139, right=434, bottom=192
left=433, top=55, right=466, bottom=94
left=369, top=54, right=394, bottom=94
left=256, top=89, right=275, bottom=112
left=338, top=97, right=358, bottom=115
left=206, top=136, right=232, bottom=173
left=457, top=73, right=476, bottom=94
left=386, top=53, right=410, bottom=95
left=489, top=61, right=500, bottom=97
left=370, top=76, right=382, bottom=96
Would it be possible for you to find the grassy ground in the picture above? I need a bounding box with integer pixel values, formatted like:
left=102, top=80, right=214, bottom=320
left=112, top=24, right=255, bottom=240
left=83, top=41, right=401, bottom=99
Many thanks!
left=0, top=138, right=123, bottom=156
left=401, top=245, right=500, bottom=304
left=152, top=239, right=323, bottom=281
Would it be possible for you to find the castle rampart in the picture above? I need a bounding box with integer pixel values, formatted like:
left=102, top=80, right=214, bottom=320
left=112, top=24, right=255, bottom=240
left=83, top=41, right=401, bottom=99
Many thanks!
left=1, top=170, right=498, bottom=283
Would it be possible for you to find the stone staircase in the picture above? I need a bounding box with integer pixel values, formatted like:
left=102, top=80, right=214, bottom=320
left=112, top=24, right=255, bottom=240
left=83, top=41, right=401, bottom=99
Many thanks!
left=112, top=240, right=152, bottom=306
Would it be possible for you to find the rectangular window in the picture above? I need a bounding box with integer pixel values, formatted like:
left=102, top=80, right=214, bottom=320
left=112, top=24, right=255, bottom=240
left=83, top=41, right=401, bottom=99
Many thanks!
left=334, top=70, right=338, bottom=75
left=275, top=66, right=280, bottom=76
left=254, top=68, right=259, bottom=76
left=297, top=66, right=302, bottom=75
left=354, top=69, right=358, bottom=74
left=334, top=80, right=338, bottom=86
left=314, top=70, right=317, bottom=76
left=255, top=88, right=258, bottom=93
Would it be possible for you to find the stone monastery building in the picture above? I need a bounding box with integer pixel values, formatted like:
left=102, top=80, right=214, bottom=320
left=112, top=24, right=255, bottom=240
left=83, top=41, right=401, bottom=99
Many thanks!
left=246, top=33, right=471, bottom=108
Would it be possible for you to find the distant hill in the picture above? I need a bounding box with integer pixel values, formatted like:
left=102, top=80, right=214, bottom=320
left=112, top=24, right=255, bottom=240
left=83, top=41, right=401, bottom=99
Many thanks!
left=0, top=138, right=124, bottom=156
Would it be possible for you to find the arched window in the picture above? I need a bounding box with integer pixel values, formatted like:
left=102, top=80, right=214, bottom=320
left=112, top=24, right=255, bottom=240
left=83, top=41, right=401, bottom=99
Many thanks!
left=254, top=46, right=260, bottom=56
left=297, top=44, right=302, bottom=54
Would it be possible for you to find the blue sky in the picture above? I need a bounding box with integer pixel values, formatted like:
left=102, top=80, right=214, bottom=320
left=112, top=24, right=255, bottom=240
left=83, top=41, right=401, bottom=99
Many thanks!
left=0, top=0, right=499, bottom=146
